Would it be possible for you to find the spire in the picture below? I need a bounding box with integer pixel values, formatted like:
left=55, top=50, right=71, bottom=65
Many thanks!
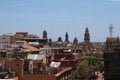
left=65, top=32, right=69, bottom=43
left=43, top=30, right=47, bottom=39
left=84, top=27, right=90, bottom=43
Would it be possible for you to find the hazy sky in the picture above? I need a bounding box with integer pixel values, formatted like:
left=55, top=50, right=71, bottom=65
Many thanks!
left=0, top=0, right=120, bottom=42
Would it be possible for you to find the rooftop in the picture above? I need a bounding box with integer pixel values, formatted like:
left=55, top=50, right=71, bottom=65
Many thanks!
left=55, top=67, right=72, bottom=77
left=22, top=74, right=56, bottom=80
left=22, top=45, right=40, bottom=52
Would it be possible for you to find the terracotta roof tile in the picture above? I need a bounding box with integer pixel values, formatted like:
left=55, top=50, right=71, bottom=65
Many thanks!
left=22, top=74, right=56, bottom=80
left=22, top=45, right=40, bottom=52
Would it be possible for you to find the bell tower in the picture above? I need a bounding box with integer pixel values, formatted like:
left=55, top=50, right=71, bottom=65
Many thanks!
left=43, top=30, right=47, bottom=39
left=83, top=27, right=92, bottom=54
left=84, top=27, right=90, bottom=43
left=65, top=32, right=69, bottom=43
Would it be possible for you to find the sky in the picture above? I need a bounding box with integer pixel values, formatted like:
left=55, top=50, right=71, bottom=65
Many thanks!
left=0, top=0, right=120, bottom=42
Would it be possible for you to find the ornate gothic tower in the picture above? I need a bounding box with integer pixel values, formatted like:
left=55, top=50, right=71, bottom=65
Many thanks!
left=84, top=27, right=90, bottom=43
left=83, top=27, right=92, bottom=54
left=65, top=32, right=69, bottom=43
left=43, top=30, right=47, bottom=39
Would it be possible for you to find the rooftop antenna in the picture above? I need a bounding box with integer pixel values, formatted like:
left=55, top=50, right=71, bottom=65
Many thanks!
left=109, top=24, right=114, bottom=37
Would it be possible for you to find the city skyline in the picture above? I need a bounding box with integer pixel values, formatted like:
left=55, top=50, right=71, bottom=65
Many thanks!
left=0, top=0, right=120, bottom=42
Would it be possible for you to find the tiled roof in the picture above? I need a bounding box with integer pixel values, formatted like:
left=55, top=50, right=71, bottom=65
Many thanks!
left=22, top=45, right=40, bottom=52
left=55, top=67, right=72, bottom=77
left=22, top=74, right=56, bottom=80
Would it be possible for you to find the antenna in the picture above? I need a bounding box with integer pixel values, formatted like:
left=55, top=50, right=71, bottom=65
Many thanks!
left=109, top=24, right=114, bottom=37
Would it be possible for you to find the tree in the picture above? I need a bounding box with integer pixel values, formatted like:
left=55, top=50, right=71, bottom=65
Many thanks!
left=74, top=55, right=104, bottom=80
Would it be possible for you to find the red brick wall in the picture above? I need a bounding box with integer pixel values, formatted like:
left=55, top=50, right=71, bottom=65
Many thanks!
left=5, top=59, right=24, bottom=78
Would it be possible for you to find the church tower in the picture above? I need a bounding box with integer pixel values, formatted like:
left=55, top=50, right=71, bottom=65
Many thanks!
left=83, top=27, right=92, bottom=54
left=65, top=32, right=69, bottom=43
left=43, top=30, right=47, bottom=39
left=84, top=27, right=90, bottom=43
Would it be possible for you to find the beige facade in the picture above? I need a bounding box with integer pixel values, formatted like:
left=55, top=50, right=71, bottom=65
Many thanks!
left=0, top=34, right=12, bottom=48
